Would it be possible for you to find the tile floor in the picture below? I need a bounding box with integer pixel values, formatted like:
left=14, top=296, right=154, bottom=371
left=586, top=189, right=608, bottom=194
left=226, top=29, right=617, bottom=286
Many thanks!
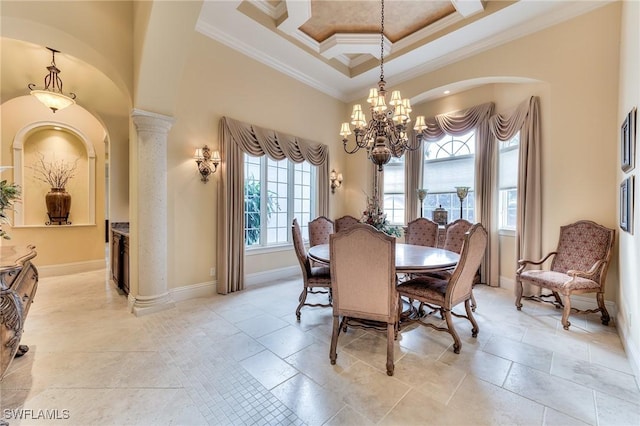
left=1, top=269, right=639, bottom=426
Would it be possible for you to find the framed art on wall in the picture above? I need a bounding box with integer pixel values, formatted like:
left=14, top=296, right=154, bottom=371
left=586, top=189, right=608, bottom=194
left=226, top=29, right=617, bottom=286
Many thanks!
left=621, top=107, right=636, bottom=172
left=620, top=175, right=634, bottom=234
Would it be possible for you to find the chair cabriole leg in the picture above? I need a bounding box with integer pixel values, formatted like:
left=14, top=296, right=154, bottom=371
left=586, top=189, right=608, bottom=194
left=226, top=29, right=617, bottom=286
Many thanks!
left=443, top=309, right=461, bottom=354
left=329, top=315, right=340, bottom=365
left=386, top=323, right=394, bottom=376
left=561, top=294, right=572, bottom=330
left=515, top=278, right=523, bottom=311
left=465, top=299, right=479, bottom=337
left=597, top=292, right=610, bottom=325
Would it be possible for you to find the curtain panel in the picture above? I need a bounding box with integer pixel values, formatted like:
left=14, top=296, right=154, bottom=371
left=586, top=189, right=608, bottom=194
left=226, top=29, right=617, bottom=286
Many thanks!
left=217, top=116, right=330, bottom=294
left=489, top=96, right=542, bottom=295
left=416, top=102, right=496, bottom=286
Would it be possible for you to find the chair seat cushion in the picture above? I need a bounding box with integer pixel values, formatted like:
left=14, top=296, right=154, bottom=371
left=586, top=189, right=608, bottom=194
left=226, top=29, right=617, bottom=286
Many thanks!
left=519, top=270, right=599, bottom=292
left=397, top=276, right=448, bottom=303
left=308, top=266, right=331, bottom=286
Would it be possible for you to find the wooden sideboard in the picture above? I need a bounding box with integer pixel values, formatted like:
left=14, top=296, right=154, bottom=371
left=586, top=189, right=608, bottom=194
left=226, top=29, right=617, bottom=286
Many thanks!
left=111, top=223, right=129, bottom=295
left=0, top=245, right=38, bottom=380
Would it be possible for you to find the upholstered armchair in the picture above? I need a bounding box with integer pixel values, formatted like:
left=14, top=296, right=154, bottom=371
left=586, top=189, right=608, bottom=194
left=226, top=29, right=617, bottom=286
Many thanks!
left=334, top=215, right=360, bottom=233
left=292, top=218, right=332, bottom=320
left=329, top=224, right=398, bottom=376
left=406, top=217, right=439, bottom=247
left=397, top=223, right=487, bottom=354
left=516, top=220, right=615, bottom=330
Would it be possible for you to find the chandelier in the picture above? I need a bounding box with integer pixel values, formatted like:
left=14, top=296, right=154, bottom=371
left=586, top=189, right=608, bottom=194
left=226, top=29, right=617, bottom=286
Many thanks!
left=339, top=0, right=427, bottom=171
left=28, top=47, right=77, bottom=113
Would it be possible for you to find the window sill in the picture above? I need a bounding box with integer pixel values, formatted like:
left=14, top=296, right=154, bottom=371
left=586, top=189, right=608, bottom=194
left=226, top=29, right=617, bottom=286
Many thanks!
left=499, top=228, right=516, bottom=237
left=245, top=243, right=294, bottom=256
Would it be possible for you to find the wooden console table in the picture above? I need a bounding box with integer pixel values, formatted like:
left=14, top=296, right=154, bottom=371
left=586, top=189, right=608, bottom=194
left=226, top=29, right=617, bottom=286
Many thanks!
left=0, top=245, right=38, bottom=380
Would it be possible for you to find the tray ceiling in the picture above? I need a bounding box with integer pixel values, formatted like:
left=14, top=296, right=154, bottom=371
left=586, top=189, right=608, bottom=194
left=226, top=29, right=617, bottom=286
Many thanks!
left=197, top=0, right=611, bottom=102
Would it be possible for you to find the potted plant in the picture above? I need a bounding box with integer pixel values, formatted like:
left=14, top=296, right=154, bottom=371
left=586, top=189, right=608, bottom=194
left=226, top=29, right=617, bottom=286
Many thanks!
left=30, top=153, right=78, bottom=225
left=0, top=166, right=21, bottom=240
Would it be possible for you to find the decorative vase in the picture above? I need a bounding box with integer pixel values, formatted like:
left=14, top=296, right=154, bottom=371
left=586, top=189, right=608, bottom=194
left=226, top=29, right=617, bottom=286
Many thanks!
left=45, top=188, right=71, bottom=225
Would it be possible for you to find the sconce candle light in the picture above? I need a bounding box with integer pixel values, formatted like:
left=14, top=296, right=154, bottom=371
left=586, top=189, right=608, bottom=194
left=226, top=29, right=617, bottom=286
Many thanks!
left=194, top=145, right=220, bottom=183
left=330, top=169, right=343, bottom=194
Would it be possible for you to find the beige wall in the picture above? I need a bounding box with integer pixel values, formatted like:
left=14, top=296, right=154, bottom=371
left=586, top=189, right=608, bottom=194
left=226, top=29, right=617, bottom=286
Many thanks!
left=166, top=33, right=346, bottom=287
left=617, top=0, right=640, bottom=377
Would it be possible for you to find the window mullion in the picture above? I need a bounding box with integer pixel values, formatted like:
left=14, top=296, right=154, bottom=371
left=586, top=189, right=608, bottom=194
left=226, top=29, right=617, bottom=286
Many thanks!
left=261, top=156, right=268, bottom=247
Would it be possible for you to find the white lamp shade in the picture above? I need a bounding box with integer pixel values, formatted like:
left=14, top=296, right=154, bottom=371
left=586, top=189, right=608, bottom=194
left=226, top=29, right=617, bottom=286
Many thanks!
left=414, top=115, right=426, bottom=131
left=30, top=89, right=75, bottom=112
left=367, top=88, right=378, bottom=105
left=194, top=148, right=204, bottom=159
left=340, top=122, right=352, bottom=136
left=389, top=90, right=402, bottom=106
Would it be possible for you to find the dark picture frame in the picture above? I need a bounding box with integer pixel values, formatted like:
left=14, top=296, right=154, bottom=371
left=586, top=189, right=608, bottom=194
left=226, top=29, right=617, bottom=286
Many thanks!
left=621, top=107, right=636, bottom=172
left=620, top=175, right=634, bottom=234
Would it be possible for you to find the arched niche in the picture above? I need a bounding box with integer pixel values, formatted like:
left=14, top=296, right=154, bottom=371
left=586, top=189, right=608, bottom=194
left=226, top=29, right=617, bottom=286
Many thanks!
left=12, top=121, right=96, bottom=226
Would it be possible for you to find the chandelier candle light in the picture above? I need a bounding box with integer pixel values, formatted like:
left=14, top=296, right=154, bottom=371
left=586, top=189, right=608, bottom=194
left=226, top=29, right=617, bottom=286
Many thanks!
left=339, top=0, right=427, bottom=172
left=28, top=47, right=77, bottom=113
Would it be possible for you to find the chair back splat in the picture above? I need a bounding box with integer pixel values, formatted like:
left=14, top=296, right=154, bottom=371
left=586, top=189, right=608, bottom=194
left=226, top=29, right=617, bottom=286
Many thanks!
left=329, top=224, right=398, bottom=376
left=406, top=217, right=439, bottom=247
left=515, top=220, right=615, bottom=330
left=334, top=215, right=360, bottom=233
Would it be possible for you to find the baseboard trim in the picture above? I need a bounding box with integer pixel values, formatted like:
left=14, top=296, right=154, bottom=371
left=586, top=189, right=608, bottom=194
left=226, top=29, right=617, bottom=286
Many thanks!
left=245, top=266, right=299, bottom=287
left=615, top=311, right=640, bottom=389
left=37, top=259, right=106, bottom=278
left=170, top=280, right=217, bottom=302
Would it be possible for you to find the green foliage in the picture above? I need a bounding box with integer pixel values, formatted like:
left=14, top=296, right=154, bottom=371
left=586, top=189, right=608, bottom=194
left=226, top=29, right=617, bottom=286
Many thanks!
left=0, top=178, right=21, bottom=240
left=244, top=180, right=279, bottom=246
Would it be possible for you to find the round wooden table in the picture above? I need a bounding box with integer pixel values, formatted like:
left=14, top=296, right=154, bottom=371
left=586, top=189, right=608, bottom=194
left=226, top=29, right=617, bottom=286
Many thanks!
left=308, top=243, right=459, bottom=273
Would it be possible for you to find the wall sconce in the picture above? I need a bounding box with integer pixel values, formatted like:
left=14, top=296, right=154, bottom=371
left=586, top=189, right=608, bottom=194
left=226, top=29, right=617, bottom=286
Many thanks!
left=330, top=169, right=343, bottom=194
left=194, top=145, right=220, bottom=183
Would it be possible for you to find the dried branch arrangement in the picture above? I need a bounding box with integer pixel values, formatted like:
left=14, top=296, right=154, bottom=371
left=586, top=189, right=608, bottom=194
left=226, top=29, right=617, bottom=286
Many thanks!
left=31, top=153, right=78, bottom=189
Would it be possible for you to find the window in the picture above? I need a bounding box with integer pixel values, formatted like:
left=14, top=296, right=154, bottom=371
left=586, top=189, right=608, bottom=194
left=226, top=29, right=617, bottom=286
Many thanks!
left=244, top=153, right=315, bottom=247
left=498, top=133, right=520, bottom=230
left=383, top=156, right=405, bottom=224
left=422, top=131, right=476, bottom=222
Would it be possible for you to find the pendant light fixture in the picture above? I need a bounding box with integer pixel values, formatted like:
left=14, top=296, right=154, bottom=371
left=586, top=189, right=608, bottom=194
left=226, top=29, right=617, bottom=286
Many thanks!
left=28, top=47, right=77, bottom=113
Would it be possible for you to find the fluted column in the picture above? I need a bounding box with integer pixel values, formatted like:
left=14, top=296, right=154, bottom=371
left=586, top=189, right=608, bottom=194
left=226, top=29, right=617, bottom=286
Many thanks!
left=131, top=109, right=175, bottom=316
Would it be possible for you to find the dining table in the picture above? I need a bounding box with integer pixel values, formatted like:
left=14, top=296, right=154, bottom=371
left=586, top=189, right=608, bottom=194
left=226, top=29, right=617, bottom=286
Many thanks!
left=307, top=242, right=459, bottom=274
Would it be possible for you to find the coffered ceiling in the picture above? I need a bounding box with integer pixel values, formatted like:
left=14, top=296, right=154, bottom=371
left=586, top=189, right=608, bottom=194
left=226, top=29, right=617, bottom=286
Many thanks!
left=196, top=0, right=611, bottom=102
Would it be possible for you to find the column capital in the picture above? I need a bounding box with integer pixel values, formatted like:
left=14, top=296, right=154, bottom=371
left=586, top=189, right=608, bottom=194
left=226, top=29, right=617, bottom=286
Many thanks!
left=131, top=109, right=175, bottom=134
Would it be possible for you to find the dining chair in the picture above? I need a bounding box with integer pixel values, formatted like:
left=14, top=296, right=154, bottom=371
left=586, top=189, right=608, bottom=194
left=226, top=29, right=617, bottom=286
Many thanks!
left=516, top=220, right=615, bottom=330
left=308, top=216, right=334, bottom=267
left=405, top=217, right=439, bottom=247
left=397, top=223, right=487, bottom=354
left=334, top=215, right=360, bottom=233
left=292, top=218, right=332, bottom=320
left=438, top=218, right=480, bottom=311
left=329, top=223, right=398, bottom=376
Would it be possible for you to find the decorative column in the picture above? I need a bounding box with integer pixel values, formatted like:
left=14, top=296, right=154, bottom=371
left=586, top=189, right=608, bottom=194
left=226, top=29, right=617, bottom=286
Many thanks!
left=131, top=109, right=175, bottom=316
